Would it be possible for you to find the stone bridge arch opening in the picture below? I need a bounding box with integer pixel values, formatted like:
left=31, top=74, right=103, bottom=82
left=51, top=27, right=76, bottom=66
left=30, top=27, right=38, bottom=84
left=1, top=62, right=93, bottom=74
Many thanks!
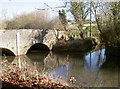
left=0, top=48, right=15, bottom=56
left=27, top=43, right=50, bottom=53
left=26, top=43, right=50, bottom=61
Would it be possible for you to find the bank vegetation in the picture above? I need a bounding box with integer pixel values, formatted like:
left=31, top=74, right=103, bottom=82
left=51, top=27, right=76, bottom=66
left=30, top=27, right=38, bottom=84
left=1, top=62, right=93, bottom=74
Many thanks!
left=1, top=60, right=72, bottom=89
left=0, top=11, right=64, bottom=30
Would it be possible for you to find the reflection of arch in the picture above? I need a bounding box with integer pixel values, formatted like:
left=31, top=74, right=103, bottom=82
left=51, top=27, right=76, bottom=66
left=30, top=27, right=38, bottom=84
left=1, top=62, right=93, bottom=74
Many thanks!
left=27, top=52, right=49, bottom=62
left=12, top=55, right=33, bottom=67
left=0, top=48, right=15, bottom=56
left=27, top=43, right=50, bottom=53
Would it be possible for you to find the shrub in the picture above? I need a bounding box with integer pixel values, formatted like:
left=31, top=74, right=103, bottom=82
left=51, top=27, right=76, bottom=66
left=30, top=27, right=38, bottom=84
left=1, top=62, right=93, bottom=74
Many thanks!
left=1, top=11, right=64, bottom=30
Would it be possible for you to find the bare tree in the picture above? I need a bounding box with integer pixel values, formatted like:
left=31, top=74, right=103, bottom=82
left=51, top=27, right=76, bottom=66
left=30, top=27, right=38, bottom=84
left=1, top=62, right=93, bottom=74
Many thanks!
left=68, top=2, right=90, bottom=39
left=92, top=1, right=120, bottom=46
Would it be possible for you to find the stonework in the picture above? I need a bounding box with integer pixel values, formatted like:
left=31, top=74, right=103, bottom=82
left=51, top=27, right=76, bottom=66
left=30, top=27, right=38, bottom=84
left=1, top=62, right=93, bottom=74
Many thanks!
left=0, top=29, right=65, bottom=56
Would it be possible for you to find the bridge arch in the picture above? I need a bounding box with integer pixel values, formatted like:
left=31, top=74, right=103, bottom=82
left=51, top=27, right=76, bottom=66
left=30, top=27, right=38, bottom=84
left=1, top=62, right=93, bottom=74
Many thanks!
left=0, top=47, right=15, bottom=56
left=26, top=43, right=50, bottom=54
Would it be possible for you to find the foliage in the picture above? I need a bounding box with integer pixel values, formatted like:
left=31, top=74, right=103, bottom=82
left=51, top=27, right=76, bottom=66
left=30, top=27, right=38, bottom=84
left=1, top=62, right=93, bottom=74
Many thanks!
left=0, top=11, right=63, bottom=30
left=58, top=9, right=67, bottom=30
left=66, top=23, right=98, bottom=39
left=7, top=11, right=46, bottom=29
left=70, top=2, right=89, bottom=27
left=92, top=2, right=120, bottom=46
left=52, top=38, right=95, bottom=52
left=49, top=16, right=64, bottom=30
left=69, top=2, right=90, bottom=39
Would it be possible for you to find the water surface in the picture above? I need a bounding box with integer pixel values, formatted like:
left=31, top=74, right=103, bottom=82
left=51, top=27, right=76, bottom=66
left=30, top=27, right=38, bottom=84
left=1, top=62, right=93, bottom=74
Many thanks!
left=2, top=49, right=119, bottom=87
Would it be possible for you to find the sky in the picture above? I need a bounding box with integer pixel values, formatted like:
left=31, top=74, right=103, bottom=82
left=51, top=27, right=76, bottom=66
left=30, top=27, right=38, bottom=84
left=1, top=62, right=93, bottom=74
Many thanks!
left=0, top=0, right=68, bottom=21
left=0, top=0, right=102, bottom=22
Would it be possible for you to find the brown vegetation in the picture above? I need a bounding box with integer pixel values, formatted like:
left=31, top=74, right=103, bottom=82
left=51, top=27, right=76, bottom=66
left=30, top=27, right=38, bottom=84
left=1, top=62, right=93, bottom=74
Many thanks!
left=52, top=38, right=96, bottom=52
left=1, top=60, right=70, bottom=89
left=0, top=11, right=64, bottom=30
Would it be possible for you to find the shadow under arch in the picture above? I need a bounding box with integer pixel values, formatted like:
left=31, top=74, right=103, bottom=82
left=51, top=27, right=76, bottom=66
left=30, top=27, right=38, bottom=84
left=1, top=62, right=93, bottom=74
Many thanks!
left=27, top=43, right=50, bottom=53
left=26, top=43, right=50, bottom=62
left=0, top=48, right=15, bottom=56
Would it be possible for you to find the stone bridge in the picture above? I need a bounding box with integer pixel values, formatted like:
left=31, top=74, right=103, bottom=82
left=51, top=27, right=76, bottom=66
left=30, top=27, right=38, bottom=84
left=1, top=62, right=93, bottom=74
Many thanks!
left=0, top=29, right=65, bottom=56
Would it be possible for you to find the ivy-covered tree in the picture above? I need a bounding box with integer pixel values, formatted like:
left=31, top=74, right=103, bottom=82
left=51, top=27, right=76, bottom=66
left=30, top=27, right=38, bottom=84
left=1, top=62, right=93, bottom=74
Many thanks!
left=58, top=9, right=67, bottom=30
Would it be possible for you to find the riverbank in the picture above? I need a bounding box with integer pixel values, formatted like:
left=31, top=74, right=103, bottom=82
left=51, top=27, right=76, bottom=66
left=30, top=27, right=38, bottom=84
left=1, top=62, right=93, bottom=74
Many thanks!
left=0, top=60, right=71, bottom=89
left=52, top=38, right=96, bottom=52
left=105, top=45, right=120, bottom=57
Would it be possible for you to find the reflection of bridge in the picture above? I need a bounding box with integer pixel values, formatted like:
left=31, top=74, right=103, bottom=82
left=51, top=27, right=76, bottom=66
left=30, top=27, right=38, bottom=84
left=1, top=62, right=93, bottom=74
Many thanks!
left=0, top=29, right=65, bottom=56
left=2, top=49, right=118, bottom=87
left=2, top=53, right=69, bottom=72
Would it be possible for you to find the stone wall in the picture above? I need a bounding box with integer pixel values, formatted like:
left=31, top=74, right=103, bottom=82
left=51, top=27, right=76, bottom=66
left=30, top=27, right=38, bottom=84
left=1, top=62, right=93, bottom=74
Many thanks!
left=0, top=29, right=65, bottom=56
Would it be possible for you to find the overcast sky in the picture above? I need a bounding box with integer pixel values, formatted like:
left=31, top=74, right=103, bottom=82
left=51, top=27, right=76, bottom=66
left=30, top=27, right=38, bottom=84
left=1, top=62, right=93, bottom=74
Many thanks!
left=0, top=0, right=66, bottom=21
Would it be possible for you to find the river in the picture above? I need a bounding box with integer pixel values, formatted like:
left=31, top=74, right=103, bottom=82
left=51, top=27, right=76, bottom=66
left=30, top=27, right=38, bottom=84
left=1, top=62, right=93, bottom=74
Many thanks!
left=1, top=49, right=119, bottom=87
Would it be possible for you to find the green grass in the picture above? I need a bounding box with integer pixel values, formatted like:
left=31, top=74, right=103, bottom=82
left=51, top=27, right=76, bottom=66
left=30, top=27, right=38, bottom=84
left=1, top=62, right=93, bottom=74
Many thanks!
left=67, top=23, right=97, bottom=30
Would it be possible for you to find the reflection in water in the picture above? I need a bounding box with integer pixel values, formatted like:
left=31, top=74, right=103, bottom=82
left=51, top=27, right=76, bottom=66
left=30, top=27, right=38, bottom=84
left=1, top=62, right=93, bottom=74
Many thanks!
left=84, top=49, right=106, bottom=72
left=2, top=56, right=15, bottom=63
left=2, top=49, right=119, bottom=87
left=27, top=51, right=49, bottom=62
left=12, top=55, right=33, bottom=68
